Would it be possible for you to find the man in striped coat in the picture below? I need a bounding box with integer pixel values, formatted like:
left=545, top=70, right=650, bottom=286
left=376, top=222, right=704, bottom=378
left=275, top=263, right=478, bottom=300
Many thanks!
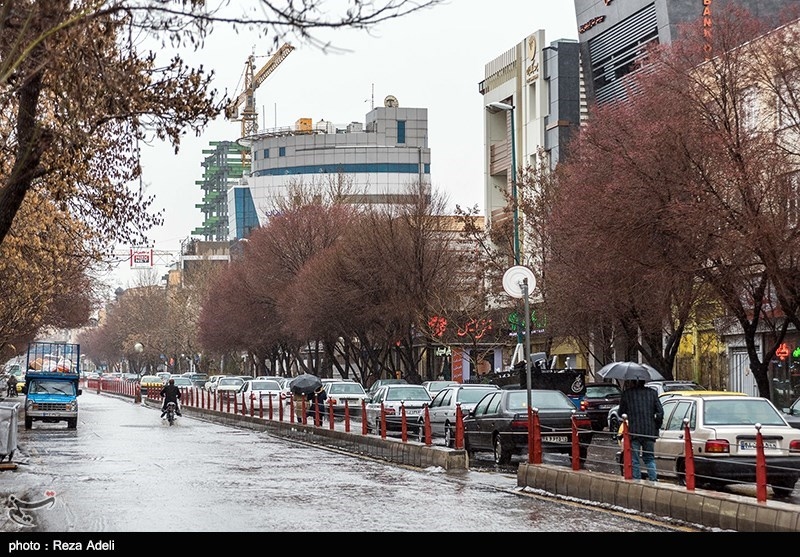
left=618, top=380, right=664, bottom=481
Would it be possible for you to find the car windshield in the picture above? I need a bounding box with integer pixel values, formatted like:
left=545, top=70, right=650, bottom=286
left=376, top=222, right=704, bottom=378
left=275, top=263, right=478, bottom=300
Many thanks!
left=585, top=385, right=621, bottom=398
left=328, top=383, right=366, bottom=395
left=507, top=390, right=574, bottom=410
left=29, top=380, right=76, bottom=396
left=703, top=398, right=787, bottom=426
left=662, top=383, right=705, bottom=392
left=456, top=387, right=498, bottom=403
left=172, top=378, right=192, bottom=386
left=384, top=387, right=430, bottom=401
left=251, top=381, right=281, bottom=391
left=219, top=378, right=243, bottom=386
left=426, top=381, right=456, bottom=391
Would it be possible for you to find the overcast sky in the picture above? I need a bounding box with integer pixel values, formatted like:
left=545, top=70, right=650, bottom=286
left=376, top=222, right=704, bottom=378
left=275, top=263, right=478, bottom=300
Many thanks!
left=105, top=1, right=579, bottom=289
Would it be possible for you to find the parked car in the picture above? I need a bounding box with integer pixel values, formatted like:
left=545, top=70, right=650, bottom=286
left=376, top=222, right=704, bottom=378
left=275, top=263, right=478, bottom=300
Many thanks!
left=204, top=374, right=225, bottom=392
left=239, top=379, right=284, bottom=409
left=139, top=375, right=164, bottom=391
left=417, top=383, right=500, bottom=447
left=324, top=381, right=370, bottom=416
left=463, top=388, right=593, bottom=465
left=156, top=371, right=171, bottom=384
left=654, top=394, right=800, bottom=498
left=782, top=396, right=800, bottom=429
left=606, top=381, right=708, bottom=432
left=421, top=380, right=459, bottom=397
left=215, top=376, right=245, bottom=399
left=170, top=376, right=193, bottom=388
left=365, top=384, right=432, bottom=433
left=580, top=382, right=622, bottom=431
left=366, top=378, right=408, bottom=402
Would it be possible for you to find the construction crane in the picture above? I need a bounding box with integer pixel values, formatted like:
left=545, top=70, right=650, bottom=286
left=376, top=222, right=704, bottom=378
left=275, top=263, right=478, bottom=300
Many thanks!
left=225, top=42, right=294, bottom=163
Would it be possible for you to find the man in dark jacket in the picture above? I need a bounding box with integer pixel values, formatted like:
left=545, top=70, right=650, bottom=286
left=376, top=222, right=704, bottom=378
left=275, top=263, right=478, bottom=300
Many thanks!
left=160, top=378, right=182, bottom=418
left=618, top=379, right=664, bottom=481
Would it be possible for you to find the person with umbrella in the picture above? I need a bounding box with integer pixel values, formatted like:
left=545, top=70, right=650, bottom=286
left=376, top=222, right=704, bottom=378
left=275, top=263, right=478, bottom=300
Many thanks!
left=289, top=373, right=323, bottom=424
left=617, top=379, right=664, bottom=481
left=307, top=385, right=327, bottom=426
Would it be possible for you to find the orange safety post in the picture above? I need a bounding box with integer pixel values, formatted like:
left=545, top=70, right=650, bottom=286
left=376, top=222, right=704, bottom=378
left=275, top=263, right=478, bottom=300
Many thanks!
left=344, top=400, right=350, bottom=433
left=455, top=404, right=464, bottom=449
left=189, top=388, right=194, bottom=407
left=314, top=400, right=321, bottom=427
left=328, top=400, right=334, bottom=431
left=361, top=400, right=368, bottom=435
left=401, top=403, right=408, bottom=442
left=227, top=393, right=231, bottom=414
left=571, top=414, right=581, bottom=471
left=755, top=424, right=768, bottom=503
left=532, top=408, right=543, bottom=464
left=289, top=395, right=295, bottom=423
left=301, top=398, right=307, bottom=425
left=527, top=407, right=535, bottom=463
left=682, top=418, right=695, bottom=491
left=380, top=402, right=387, bottom=439
left=424, top=406, right=432, bottom=446
left=134, top=384, right=141, bottom=404
left=278, top=394, right=284, bottom=422
left=250, top=394, right=255, bottom=417
left=233, top=394, right=239, bottom=415
left=622, top=417, right=633, bottom=480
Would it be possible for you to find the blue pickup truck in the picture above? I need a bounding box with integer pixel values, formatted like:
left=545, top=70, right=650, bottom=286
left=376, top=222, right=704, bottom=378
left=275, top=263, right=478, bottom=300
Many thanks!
left=23, top=341, right=82, bottom=430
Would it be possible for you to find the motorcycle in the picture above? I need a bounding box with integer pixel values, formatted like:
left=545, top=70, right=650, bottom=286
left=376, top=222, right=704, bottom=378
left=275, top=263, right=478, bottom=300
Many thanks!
left=164, top=401, right=177, bottom=426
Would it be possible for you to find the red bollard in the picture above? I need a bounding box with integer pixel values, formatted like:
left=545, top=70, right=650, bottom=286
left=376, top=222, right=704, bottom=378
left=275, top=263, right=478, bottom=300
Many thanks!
left=250, top=393, right=255, bottom=417
left=682, top=419, right=695, bottom=491
left=401, top=403, right=408, bottom=442
left=328, top=400, right=334, bottom=430
left=527, top=407, right=535, bottom=463
left=755, top=424, right=768, bottom=502
left=361, top=400, right=368, bottom=435
left=622, top=418, right=633, bottom=480
left=424, top=406, right=432, bottom=446
left=532, top=409, right=543, bottom=464
left=301, top=398, right=307, bottom=425
left=227, top=393, right=231, bottom=413
left=289, top=395, right=295, bottom=423
left=455, top=404, right=464, bottom=449
left=380, top=402, right=387, bottom=439
left=571, top=414, right=581, bottom=470
left=314, top=400, right=321, bottom=427
left=344, top=400, right=350, bottom=433
left=278, top=394, right=284, bottom=422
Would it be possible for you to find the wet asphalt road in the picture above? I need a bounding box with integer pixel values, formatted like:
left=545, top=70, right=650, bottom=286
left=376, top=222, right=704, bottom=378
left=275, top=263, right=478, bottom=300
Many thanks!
left=0, top=392, right=692, bottom=533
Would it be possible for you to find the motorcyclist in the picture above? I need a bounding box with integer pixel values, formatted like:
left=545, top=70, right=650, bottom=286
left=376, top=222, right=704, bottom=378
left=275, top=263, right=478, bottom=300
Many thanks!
left=160, top=378, right=182, bottom=418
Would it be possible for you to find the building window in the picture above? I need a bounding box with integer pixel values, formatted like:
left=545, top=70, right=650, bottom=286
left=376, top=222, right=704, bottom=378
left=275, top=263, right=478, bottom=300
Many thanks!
left=397, top=120, right=406, bottom=144
left=263, top=149, right=270, bottom=159
left=279, top=146, right=286, bottom=156
left=740, top=85, right=761, bottom=134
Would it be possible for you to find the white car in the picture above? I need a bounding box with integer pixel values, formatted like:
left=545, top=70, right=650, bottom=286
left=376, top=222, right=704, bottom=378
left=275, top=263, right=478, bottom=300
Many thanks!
left=418, top=384, right=500, bottom=447
left=365, top=384, right=431, bottom=434
left=654, top=394, right=800, bottom=498
left=204, top=374, right=225, bottom=392
left=215, top=376, right=245, bottom=399
left=239, top=379, right=284, bottom=411
left=323, top=381, right=369, bottom=416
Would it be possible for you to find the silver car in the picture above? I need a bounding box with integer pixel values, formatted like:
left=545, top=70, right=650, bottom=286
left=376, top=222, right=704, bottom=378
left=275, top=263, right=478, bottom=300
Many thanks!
left=365, top=384, right=431, bottom=434
left=417, top=384, right=500, bottom=447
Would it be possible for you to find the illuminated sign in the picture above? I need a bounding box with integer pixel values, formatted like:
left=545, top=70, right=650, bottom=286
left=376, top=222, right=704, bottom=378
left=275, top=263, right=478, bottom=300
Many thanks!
left=579, top=15, right=606, bottom=34
left=777, top=342, right=790, bottom=360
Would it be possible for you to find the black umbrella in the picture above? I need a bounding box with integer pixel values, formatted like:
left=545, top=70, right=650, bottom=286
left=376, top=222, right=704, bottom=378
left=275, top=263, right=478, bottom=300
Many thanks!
left=289, top=374, right=323, bottom=395
left=596, top=361, right=664, bottom=382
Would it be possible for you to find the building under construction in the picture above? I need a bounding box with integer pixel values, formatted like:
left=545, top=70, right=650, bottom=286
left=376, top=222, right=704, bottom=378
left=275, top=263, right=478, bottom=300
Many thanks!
left=192, top=141, right=247, bottom=241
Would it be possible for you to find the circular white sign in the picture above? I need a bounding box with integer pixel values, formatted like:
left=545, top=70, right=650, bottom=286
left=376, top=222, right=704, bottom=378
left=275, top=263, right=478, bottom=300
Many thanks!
left=502, top=266, right=536, bottom=299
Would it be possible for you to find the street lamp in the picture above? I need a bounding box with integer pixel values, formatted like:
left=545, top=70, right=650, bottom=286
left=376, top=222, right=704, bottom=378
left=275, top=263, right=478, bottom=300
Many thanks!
left=486, top=101, right=519, bottom=265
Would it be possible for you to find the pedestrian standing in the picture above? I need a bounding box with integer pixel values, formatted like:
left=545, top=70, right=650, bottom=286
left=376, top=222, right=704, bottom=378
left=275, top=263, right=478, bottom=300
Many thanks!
left=618, top=379, right=664, bottom=481
left=7, top=374, right=18, bottom=397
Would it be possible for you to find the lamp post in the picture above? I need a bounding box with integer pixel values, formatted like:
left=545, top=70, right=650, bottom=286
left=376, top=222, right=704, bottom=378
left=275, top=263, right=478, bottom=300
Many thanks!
left=486, top=101, right=519, bottom=265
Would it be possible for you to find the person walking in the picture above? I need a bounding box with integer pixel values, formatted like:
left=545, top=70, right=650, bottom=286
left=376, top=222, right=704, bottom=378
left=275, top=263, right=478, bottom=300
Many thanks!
left=7, top=374, right=18, bottom=397
left=618, top=379, right=664, bottom=481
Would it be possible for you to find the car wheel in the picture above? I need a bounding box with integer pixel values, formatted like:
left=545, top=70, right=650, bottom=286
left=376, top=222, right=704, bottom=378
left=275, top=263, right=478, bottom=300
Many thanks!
left=416, top=420, right=425, bottom=443
left=67, top=418, right=77, bottom=429
left=493, top=434, right=511, bottom=465
left=444, top=423, right=454, bottom=448
left=375, top=418, right=382, bottom=435
left=24, top=416, right=32, bottom=430
left=771, top=477, right=798, bottom=499
left=608, top=415, right=619, bottom=434
left=464, top=435, right=474, bottom=458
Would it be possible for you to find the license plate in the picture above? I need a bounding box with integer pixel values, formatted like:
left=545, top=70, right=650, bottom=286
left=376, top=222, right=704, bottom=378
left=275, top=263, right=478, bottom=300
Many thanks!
left=542, top=435, right=569, bottom=443
left=404, top=409, right=421, bottom=416
left=599, top=404, right=613, bottom=409
left=739, top=440, right=778, bottom=450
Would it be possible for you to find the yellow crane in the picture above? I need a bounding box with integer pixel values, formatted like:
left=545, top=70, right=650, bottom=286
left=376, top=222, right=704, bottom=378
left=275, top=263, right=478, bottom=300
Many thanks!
left=225, top=42, right=294, bottom=163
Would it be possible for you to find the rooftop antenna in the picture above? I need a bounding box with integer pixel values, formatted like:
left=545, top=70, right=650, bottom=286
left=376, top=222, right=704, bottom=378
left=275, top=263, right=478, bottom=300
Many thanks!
left=365, top=83, right=374, bottom=110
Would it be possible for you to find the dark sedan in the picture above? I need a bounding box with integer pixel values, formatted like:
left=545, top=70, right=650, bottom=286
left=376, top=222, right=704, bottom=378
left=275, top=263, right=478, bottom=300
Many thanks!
left=581, top=382, right=622, bottom=431
left=463, top=389, right=593, bottom=466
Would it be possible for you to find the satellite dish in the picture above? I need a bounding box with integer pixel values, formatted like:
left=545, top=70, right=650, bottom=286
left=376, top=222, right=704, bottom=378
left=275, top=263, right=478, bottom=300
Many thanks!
left=502, top=265, right=536, bottom=299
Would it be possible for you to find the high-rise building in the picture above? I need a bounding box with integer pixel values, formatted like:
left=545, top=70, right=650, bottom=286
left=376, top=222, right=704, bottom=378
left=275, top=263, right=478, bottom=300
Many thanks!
left=229, top=97, right=431, bottom=240
left=574, top=0, right=799, bottom=106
